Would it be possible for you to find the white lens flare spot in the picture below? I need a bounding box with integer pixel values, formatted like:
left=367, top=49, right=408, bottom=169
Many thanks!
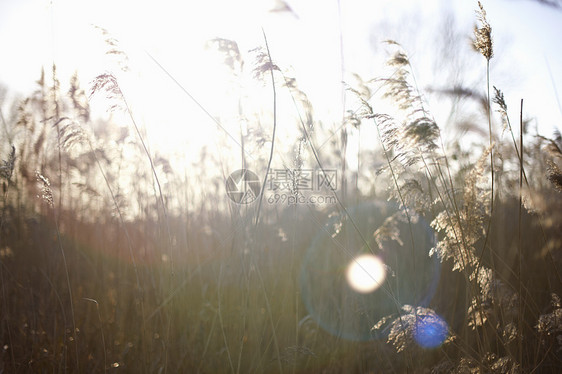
left=346, top=255, right=387, bottom=293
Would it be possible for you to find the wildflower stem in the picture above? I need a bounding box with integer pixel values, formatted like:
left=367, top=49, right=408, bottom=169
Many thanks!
left=518, top=98, right=524, bottom=366
left=53, top=199, right=79, bottom=371
left=253, top=30, right=284, bottom=374
left=0, top=147, right=16, bottom=372
left=487, top=60, right=494, bottom=216
left=255, top=29, right=277, bottom=228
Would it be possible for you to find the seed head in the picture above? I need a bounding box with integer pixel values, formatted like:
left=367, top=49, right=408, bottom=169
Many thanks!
left=36, top=171, right=54, bottom=207
left=472, top=2, right=493, bottom=60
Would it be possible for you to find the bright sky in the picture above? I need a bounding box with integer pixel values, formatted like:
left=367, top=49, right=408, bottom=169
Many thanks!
left=1, top=0, right=561, bottom=169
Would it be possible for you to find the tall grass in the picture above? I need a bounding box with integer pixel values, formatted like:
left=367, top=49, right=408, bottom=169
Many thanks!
left=1, top=2, right=562, bottom=373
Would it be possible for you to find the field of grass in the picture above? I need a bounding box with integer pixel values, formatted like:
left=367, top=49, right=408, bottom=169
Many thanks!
left=2, top=2, right=562, bottom=373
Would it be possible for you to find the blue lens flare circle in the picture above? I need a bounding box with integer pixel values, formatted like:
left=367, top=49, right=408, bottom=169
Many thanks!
left=299, top=201, right=440, bottom=341
left=414, top=314, right=449, bottom=349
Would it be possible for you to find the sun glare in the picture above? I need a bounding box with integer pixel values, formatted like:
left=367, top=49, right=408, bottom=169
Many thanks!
left=346, top=254, right=387, bottom=294
left=54, top=0, right=323, bottom=171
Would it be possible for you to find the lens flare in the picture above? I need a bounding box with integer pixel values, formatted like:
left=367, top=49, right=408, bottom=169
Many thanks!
left=300, top=201, right=440, bottom=341
left=346, top=254, right=387, bottom=293
left=413, top=314, right=449, bottom=349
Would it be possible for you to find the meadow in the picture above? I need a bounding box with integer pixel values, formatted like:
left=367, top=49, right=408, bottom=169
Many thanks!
left=1, top=2, right=562, bottom=373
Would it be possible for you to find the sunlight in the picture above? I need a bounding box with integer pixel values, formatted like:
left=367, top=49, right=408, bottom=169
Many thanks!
left=4, top=1, right=562, bottom=371
left=1, top=0, right=354, bottom=181
left=45, top=0, right=326, bottom=180
left=346, top=254, right=387, bottom=294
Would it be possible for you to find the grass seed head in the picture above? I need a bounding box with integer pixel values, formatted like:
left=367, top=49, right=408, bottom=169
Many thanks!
left=0, top=146, right=15, bottom=181
left=36, top=171, right=54, bottom=207
left=472, top=1, right=493, bottom=60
